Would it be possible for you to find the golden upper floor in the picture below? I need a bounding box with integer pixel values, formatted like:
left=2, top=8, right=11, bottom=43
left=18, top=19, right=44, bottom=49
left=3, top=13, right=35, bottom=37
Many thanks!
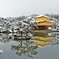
left=35, top=15, right=49, bottom=22
left=35, top=15, right=53, bottom=26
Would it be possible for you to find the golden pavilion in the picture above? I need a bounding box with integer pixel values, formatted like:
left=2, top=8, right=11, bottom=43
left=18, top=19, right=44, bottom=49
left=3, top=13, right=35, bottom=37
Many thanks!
left=34, top=15, right=53, bottom=30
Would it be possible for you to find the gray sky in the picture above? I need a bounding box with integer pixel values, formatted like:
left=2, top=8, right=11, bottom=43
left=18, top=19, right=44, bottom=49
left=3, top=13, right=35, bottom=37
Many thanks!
left=0, top=0, right=59, bottom=17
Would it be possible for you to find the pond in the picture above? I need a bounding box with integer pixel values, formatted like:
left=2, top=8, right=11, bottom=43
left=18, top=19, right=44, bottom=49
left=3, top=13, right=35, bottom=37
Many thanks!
left=0, top=32, right=59, bottom=59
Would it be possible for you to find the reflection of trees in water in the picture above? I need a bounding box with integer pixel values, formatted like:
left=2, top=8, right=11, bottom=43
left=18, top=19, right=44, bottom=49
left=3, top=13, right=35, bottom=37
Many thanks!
left=0, top=33, right=14, bottom=43
left=47, top=32, right=59, bottom=46
left=11, top=40, right=38, bottom=58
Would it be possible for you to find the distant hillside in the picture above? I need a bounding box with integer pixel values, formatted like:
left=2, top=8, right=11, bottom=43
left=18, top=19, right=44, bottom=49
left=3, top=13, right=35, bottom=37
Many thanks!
left=45, top=14, right=59, bottom=19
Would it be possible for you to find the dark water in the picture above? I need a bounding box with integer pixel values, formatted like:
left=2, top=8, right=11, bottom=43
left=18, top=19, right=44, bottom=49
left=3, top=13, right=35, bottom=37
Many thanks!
left=0, top=33, right=59, bottom=59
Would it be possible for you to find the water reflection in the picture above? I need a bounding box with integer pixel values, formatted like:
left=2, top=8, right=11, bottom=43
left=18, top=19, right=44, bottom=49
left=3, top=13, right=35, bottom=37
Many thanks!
left=11, top=40, right=38, bottom=58
left=0, top=31, right=59, bottom=58
left=0, top=33, right=13, bottom=43
left=0, top=33, right=38, bottom=58
left=0, top=31, right=59, bottom=47
left=32, top=30, right=59, bottom=47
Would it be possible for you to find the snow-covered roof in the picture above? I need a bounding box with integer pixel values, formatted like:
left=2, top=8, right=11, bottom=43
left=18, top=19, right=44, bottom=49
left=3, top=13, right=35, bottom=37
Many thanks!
left=35, top=14, right=48, bottom=18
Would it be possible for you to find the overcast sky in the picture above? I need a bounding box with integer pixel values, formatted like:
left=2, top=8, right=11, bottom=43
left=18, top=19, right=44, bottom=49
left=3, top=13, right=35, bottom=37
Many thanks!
left=0, top=0, right=59, bottom=17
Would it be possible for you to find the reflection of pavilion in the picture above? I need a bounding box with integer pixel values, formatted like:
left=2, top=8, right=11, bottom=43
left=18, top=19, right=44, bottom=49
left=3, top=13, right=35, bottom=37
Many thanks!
left=35, top=41, right=48, bottom=47
left=32, top=32, right=59, bottom=47
left=32, top=36, right=54, bottom=47
left=11, top=40, right=38, bottom=58
left=32, top=36, right=54, bottom=42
